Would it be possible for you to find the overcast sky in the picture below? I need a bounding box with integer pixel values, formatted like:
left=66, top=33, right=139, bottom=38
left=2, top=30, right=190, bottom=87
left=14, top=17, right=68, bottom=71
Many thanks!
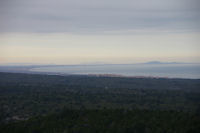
left=0, top=0, right=200, bottom=64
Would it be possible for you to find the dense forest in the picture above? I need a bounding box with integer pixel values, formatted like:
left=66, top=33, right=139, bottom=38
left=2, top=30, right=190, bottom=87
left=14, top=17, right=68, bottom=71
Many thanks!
left=0, top=72, right=200, bottom=132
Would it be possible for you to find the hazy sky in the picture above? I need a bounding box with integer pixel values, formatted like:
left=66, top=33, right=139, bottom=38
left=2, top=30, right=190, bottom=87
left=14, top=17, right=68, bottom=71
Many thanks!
left=0, top=0, right=200, bottom=64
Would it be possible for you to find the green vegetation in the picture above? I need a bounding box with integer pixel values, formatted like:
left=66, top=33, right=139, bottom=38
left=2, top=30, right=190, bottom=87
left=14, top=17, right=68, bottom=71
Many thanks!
left=1, top=109, right=200, bottom=133
left=0, top=72, right=200, bottom=132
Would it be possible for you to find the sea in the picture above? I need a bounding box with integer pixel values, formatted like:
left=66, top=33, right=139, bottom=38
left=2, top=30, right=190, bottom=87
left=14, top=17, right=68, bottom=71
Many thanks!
left=30, top=63, right=200, bottom=79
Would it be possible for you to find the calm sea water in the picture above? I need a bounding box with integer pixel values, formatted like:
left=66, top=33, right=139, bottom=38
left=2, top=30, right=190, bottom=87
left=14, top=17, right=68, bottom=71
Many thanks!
left=30, top=64, right=200, bottom=79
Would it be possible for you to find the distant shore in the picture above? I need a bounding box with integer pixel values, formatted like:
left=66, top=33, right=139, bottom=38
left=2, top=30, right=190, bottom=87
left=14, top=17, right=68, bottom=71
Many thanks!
left=0, top=63, right=200, bottom=79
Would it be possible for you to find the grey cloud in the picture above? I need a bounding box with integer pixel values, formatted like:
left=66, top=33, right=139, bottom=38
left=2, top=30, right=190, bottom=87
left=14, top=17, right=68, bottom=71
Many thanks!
left=0, top=0, right=199, bottom=33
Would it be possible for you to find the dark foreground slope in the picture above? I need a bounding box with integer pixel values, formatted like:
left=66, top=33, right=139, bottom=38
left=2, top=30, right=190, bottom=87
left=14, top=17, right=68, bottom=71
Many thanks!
left=1, top=109, right=200, bottom=133
left=0, top=72, right=200, bottom=132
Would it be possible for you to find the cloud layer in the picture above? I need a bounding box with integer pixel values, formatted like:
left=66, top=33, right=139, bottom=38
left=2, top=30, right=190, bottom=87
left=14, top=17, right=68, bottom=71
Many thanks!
left=0, top=0, right=200, bottom=33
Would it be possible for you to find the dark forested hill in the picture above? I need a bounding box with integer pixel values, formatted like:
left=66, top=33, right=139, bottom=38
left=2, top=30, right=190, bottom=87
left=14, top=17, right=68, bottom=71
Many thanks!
left=0, top=72, right=200, bottom=132
left=1, top=109, right=200, bottom=133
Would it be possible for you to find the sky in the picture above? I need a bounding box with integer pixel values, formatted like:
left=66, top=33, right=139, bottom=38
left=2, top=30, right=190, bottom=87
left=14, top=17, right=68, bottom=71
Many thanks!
left=0, top=0, right=200, bottom=64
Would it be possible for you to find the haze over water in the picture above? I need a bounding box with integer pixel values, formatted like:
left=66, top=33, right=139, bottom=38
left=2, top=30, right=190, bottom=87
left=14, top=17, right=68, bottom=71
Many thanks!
left=30, top=63, right=200, bottom=79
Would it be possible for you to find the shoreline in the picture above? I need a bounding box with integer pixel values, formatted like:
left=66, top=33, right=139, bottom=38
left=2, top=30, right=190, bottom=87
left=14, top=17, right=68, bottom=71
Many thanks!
left=0, top=64, right=200, bottom=80
left=0, top=71, right=199, bottom=80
